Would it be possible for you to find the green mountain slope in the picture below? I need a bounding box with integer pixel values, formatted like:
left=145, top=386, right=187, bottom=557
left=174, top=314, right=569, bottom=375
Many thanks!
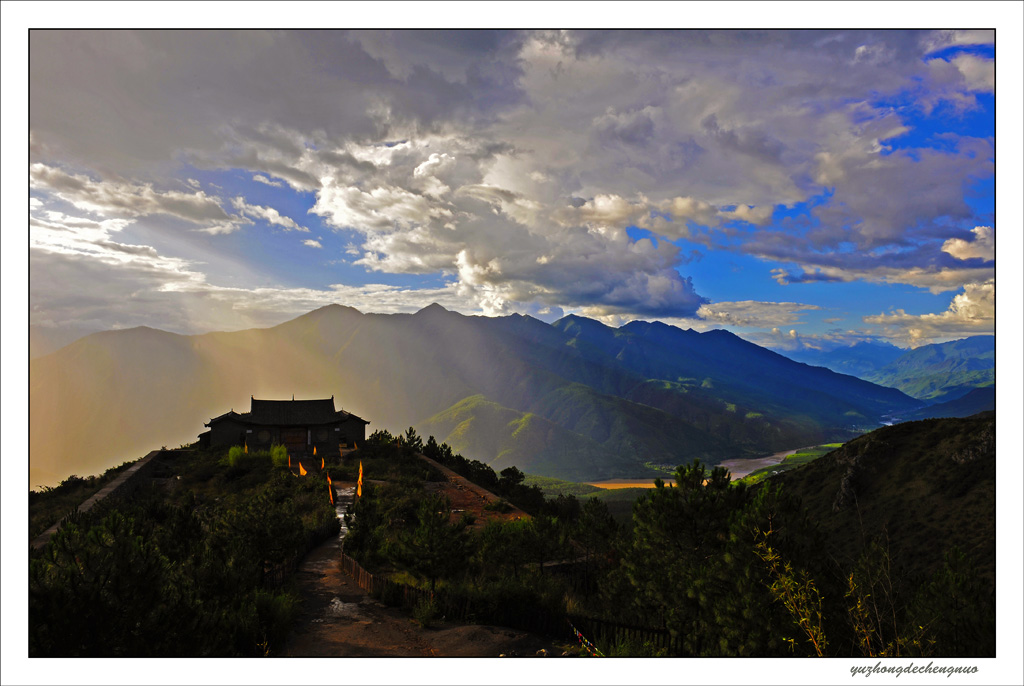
left=416, top=395, right=634, bottom=481
left=864, top=335, right=994, bottom=401
left=769, top=412, right=995, bottom=585
left=899, top=386, right=995, bottom=421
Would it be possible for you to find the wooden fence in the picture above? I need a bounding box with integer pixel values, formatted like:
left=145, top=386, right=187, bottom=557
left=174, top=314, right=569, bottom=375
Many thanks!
left=339, top=550, right=568, bottom=638
left=566, top=613, right=682, bottom=656
left=337, top=550, right=682, bottom=654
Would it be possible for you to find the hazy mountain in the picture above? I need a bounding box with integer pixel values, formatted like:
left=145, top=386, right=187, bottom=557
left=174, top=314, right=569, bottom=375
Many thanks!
left=771, top=412, right=995, bottom=585
left=863, top=335, right=995, bottom=401
left=29, top=324, right=99, bottom=359
left=773, top=340, right=906, bottom=378
left=29, top=304, right=922, bottom=487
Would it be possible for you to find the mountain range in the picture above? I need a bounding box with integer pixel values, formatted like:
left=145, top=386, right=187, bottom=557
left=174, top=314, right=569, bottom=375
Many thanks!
left=862, top=335, right=994, bottom=402
left=30, top=304, right=923, bottom=487
left=774, top=340, right=906, bottom=378
left=774, top=335, right=994, bottom=402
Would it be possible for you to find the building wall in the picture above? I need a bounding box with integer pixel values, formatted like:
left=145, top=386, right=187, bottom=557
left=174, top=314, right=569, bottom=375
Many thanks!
left=208, top=418, right=248, bottom=447
left=241, top=416, right=366, bottom=458
left=208, top=415, right=366, bottom=456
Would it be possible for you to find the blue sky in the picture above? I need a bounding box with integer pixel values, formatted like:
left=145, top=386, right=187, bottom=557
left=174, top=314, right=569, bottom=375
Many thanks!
left=24, top=28, right=1002, bottom=349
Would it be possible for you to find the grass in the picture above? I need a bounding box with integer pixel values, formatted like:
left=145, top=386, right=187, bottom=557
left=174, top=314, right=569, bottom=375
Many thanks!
left=738, top=443, right=844, bottom=485
left=522, top=474, right=604, bottom=497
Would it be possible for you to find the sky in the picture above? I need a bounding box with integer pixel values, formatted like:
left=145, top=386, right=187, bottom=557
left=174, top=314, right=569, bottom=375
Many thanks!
left=19, top=28, right=1006, bottom=351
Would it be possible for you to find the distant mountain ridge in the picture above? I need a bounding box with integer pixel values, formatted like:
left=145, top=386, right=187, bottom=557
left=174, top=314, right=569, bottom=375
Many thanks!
left=774, top=336, right=994, bottom=403
left=773, top=341, right=905, bottom=378
left=30, top=304, right=923, bottom=487
left=863, top=335, right=994, bottom=402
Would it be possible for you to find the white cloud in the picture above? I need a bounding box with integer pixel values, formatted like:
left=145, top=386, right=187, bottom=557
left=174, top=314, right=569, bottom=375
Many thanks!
left=771, top=261, right=994, bottom=295
left=740, top=327, right=910, bottom=352
left=30, top=163, right=233, bottom=226
left=717, top=204, right=774, bottom=226
left=253, top=174, right=284, bottom=188
left=312, top=180, right=449, bottom=232
left=943, top=226, right=994, bottom=261
left=197, top=222, right=244, bottom=236
left=694, top=300, right=822, bottom=329
left=302, top=239, right=322, bottom=249
left=950, top=54, right=995, bottom=92
left=231, top=196, right=308, bottom=232
left=921, top=30, right=995, bottom=54
left=863, top=280, right=994, bottom=347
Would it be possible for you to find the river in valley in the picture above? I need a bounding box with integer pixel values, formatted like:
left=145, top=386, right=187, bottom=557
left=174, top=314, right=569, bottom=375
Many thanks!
left=587, top=447, right=809, bottom=489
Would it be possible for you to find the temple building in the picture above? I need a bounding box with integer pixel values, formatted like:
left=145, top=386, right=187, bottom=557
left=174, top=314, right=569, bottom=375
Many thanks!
left=198, top=396, right=369, bottom=457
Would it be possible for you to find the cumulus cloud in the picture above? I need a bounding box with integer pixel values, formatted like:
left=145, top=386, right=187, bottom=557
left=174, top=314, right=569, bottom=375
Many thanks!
left=942, top=226, right=994, bottom=261
left=312, top=180, right=450, bottom=232
left=303, top=239, right=322, bottom=249
left=949, top=53, right=995, bottom=92
left=26, top=30, right=998, bottom=336
left=863, top=280, right=994, bottom=347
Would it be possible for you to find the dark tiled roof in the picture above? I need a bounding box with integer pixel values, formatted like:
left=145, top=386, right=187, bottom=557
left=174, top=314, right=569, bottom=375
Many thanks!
left=204, top=410, right=240, bottom=427
left=206, top=398, right=368, bottom=427
left=249, top=398, right=338, bottom=425
left=247, top=397, right=368, bottom=426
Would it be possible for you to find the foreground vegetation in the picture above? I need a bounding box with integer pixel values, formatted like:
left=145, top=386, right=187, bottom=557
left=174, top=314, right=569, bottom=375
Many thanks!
left=346, top=419, right=995, bottom=657
left=29, top=447, right=338, bottom=656
left=30, top=461, right=136, bottom=540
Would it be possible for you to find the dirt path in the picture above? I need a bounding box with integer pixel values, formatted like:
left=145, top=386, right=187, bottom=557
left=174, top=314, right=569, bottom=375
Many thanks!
left=282, top=483, right=563, bottom=657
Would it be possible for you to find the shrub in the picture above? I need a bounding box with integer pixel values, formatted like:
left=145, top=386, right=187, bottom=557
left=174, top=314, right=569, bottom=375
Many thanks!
left=226, top=445, right=245, bottom=467
left=270, top=444, right=288, bottom=468
left=413, top=597, right=439, bottom=628
left=484, top=499, right=513, bottom=513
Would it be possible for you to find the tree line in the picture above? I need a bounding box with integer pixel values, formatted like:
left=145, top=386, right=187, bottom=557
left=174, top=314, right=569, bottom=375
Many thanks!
left=345, top=430, right=995, bottom=657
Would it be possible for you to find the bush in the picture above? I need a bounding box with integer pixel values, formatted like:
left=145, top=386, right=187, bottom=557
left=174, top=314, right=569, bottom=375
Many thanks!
left=413, top=597, right=439, bottom=628
left=484, top=499, right=513, bottom=513
left=226, top=445, right=245, bottom=466
left=270, top=444, right=288, bottom=468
